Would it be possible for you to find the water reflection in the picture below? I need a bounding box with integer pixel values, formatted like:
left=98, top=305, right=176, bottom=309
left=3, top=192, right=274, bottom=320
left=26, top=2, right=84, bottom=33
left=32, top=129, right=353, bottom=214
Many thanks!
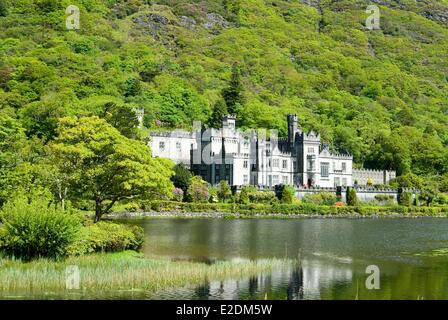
left=123, top=218, right=448, bottom=300
left=6, top=218, right=448, bottom=300
left=149, top=257, right=354, bottom=300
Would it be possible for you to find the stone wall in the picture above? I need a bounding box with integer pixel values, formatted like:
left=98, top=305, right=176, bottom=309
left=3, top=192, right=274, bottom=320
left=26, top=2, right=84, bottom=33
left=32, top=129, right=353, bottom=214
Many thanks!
left=352, top=169, right=397, bottom=186
left=294, top=186, right=418, bottom=204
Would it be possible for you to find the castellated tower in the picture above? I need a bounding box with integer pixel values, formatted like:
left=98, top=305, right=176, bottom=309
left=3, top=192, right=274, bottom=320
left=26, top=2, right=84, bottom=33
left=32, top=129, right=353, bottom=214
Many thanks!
left=287, top=114, right=299, bottom=146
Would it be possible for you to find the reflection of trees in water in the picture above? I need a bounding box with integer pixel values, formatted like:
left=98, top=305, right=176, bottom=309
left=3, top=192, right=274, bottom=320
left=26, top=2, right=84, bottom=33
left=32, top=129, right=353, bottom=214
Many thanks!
left=152, top=257, right=448, bottom=299
left=194, top=281, right=210, bottom=300
left=320, top=259, right=448, bottom=300
left=287, top=267, right=304, bottom=300
left=249, top=276, right=258, bottom=296
left=188, top=259, right=353, bottom=300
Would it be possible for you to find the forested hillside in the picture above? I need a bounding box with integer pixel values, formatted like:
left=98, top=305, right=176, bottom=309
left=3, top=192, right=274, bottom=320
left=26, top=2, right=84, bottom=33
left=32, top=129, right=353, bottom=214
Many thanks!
left=0, top=0, right=447, bottom=190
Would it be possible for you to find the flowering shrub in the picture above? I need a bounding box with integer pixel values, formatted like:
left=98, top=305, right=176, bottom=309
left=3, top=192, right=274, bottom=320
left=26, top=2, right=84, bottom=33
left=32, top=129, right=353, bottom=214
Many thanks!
left=172, top=188, right=184, bottom=202
left=187, top=176, right=210, bottom=203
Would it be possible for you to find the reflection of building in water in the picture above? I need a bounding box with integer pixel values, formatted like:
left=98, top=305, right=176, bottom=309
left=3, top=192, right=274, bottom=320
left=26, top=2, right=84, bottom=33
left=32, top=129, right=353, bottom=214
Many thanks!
left=188, top=258, right=354, bottom=300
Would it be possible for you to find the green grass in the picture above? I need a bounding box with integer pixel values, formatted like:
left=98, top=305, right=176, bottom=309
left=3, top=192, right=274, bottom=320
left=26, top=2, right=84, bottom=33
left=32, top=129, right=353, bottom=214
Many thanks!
left=0, top=251, right=291, bottom=294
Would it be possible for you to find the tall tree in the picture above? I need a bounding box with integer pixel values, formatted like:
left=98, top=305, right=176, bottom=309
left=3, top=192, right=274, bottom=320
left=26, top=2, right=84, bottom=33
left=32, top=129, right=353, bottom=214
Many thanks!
left=208, top=99, right=228, bottom=129
left=0, top=0, right=8, bottom=17
left=100, top=102, right=139, bottom=139
left=50, top=116, right=174, bottom=222
left=222, top=64, right=244, bottom=116
left=171, top=163, right=192, bottom=193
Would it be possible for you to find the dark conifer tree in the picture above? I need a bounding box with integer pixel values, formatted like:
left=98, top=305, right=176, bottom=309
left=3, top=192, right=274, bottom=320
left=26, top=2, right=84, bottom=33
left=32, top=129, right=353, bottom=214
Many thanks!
left=208, top=99, right=228, bottom=129
left=222, top=64, right=244, bottom=116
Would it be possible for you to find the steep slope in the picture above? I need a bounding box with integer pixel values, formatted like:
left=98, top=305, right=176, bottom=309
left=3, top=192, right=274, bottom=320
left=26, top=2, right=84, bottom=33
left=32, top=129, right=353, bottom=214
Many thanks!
left=0, top=0, right=447, bottom=176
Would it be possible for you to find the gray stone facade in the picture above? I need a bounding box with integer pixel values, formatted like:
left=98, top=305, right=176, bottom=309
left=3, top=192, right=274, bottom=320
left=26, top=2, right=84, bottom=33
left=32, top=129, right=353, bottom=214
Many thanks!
left=149, top=115, right=397, bottom=188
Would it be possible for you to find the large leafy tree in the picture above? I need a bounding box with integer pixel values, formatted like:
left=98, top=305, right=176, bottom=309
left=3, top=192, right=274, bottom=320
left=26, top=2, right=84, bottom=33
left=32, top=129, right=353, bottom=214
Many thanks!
left=50, top=116, right=174, bottom=222
left=0, top=113, right=39, bottom=206
left=100, top=102, right=140, bottom=139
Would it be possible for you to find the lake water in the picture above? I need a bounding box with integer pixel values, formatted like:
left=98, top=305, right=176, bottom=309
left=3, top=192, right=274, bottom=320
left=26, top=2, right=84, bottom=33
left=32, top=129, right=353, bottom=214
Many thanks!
left=124, top=217, right=448, bottom=300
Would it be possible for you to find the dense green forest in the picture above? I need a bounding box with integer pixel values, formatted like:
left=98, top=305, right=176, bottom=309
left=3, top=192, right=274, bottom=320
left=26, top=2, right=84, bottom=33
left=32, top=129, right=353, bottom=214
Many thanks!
left=0, top=0, right=448, bottom=207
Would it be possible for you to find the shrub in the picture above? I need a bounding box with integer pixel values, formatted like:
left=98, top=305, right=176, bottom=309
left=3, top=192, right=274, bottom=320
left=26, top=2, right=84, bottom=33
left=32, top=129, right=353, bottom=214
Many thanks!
left=187, top=176, right=209, bottom=203
left=124, top=202, right=140, bottom=212
left=150, top=201, right=161, bottom=211
left=248, top=191, right=276, bottom=203
left=346, top=188, right=359, bottom=206
left=171, top=163, right=192, bottom=192
left=238, top=187, right=250, bottom=205
left=434, top=194, right=448, bottom=205
left=172, top=188, right=184, bottom=202
left=217, top=180, right=232, bottom=202
left=392, top=173, right=424, bottom=189
left=67, top=221, right=144, bottom=256
left=303, top=192, right=337, bottom=206
left=374, top=194, right=395, bottom=202
left=0, top=194, right=81, bottom=260
left=281, top=186, right=295, bottom=204
left=399, top=192, right=413, bottom=207
left=207, top=186, right=217, bottom=203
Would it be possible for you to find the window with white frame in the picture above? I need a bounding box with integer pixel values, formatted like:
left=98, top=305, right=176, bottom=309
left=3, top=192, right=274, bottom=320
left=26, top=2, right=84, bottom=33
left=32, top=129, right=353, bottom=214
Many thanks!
left=159, top=141, right=165, bottom=151
left=243, top=160, right=248, bottom=169
left=342, top=162, right=347, bottom=172
left=176, top=142, right=181, bottom=152
left=335, top=177, right=341, bottom=187
left=307, top=157, right=315, bottom=171
left=321, top=162, right=329, bottom=178
left=273, top=159, right=279, bottom=168
left=282, top=160, right=288, bottom=169
left=342, top=178, right=347, bottom=186
left=273, top=175, right=279, bottom=185
left=308, top=147, right=315, bottom=153
left=282, top=176, right=288, bottom=184
left=243, top=175, right=249, bottom=185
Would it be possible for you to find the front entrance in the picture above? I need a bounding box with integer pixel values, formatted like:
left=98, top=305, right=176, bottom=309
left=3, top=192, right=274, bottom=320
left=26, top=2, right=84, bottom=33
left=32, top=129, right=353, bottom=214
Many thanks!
left=307, top=176, right=314, bottom=188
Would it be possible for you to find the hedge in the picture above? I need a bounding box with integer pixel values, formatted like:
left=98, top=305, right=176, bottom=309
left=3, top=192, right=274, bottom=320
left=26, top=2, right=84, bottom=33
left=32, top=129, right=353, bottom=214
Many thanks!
left=144, top=201, right=448, bottom=217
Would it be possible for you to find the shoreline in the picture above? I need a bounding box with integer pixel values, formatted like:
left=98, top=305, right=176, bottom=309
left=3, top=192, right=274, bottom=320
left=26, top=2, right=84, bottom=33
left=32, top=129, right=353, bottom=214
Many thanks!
left=107, top=211, right=448, bottom=220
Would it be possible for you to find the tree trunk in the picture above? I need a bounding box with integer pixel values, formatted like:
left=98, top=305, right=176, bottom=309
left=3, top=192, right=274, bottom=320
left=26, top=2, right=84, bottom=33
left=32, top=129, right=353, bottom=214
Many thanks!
left=94, top=199, right=102, bottom=223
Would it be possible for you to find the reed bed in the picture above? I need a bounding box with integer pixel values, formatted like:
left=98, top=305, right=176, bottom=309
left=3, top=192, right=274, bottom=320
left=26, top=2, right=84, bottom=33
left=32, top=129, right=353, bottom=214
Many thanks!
left=0, top=251, right=292, bottom=294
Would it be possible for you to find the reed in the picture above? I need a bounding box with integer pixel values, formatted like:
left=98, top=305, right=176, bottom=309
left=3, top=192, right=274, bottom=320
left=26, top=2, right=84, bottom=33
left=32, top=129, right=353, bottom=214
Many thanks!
left=0, top=251, right=291, bottom=294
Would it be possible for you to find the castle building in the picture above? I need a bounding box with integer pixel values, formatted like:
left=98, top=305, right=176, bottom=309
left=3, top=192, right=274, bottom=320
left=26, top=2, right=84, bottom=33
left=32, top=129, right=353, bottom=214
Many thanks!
left=149, top=115, right=396, bottom=188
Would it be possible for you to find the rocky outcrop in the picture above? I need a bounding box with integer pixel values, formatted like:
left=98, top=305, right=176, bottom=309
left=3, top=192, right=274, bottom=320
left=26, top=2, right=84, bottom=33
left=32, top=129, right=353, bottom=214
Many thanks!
left=179, top=15, right=197, bottom=30
left=420, top=8, right=448, bottom=25
left=203, top=13, right=230, bottom=30
left=300, top=0, right=321, bottom=9
left=133, top=13, right=172, bottom=40
left=301, top=0, right=448, bottom=26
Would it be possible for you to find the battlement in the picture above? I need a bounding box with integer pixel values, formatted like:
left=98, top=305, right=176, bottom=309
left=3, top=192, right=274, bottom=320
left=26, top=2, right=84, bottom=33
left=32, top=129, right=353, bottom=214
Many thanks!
left=150, top=131, right=195, bottom=139
left=327, top=152, right=352, bottom=159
